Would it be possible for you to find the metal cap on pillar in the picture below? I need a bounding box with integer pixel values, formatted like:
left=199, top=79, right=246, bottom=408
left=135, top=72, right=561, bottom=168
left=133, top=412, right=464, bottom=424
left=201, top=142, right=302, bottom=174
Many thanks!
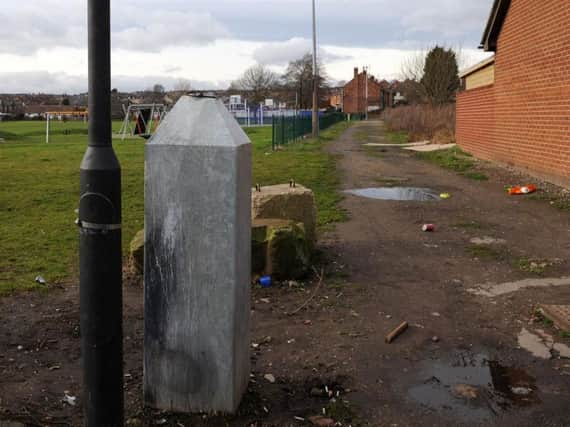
left=78, top=0, right=124, bottom=425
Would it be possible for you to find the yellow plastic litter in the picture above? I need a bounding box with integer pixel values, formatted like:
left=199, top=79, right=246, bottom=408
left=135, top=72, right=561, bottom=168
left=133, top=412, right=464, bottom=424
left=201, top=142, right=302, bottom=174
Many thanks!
left=440, top=193, right=451, bottom=199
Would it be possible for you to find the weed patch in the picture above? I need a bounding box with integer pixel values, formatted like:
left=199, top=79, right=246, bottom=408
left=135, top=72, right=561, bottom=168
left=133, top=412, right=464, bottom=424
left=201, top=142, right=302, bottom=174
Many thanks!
left=454, top=220, right=483, bottom=230
left=467, top=245, right=503, bottom=260
left=462, top=171, right=489, bottom=181
left=516, top=258, right=559, bottom=275
left=375, top=176, right=409, bottom=187
left=384, top=130, right=409, bottom=144
left=528, top=193, right=570, bottom=212
left=416, top=147, right=474, bottom=172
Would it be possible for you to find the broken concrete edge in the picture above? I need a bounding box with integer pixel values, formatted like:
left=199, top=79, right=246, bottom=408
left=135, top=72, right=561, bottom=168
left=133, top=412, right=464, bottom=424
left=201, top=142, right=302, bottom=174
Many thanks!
left=539, top=304, right=570, bottom=333
left=518, top=328, right=570, bottom=360
left=467, top=276, right=570, bottom=298
left=403, top=143, right=457, bottom=152
left=363, top=141, right=430, bottom=148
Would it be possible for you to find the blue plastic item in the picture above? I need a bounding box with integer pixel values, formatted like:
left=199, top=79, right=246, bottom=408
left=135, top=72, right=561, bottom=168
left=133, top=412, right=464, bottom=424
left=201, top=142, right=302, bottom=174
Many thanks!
left=259, top=275, right=272, bottom=288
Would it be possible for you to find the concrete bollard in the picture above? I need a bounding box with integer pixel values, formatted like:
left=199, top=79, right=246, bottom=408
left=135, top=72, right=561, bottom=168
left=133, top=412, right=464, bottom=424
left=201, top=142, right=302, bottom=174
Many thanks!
left=144, top=95, right=251, bottom=413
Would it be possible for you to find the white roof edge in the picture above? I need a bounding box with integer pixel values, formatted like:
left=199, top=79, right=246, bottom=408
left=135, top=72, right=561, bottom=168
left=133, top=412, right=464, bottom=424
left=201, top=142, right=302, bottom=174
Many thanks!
left=459, top=55, right=496, bottom=78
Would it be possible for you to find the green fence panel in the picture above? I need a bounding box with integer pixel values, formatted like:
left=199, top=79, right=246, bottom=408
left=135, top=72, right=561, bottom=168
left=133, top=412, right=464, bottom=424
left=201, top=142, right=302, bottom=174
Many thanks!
left=271, top=112, right=346, bottom=149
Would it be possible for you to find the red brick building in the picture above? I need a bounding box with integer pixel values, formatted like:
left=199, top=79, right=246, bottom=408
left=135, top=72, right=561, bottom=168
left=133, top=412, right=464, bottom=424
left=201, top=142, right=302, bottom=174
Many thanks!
left=342, top=68, right=394, bottom=115
left=456, top=0, right=570, bottom=186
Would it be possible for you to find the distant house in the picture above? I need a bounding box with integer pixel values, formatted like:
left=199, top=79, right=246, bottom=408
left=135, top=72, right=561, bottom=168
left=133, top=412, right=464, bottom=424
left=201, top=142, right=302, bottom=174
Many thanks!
left=328, top=87, right=343, bottom=111
left=24, top=104, right=82, bottom=119
left=342, top=68, right=394, bottom=116
left=456, top=0, right=570, bottom=186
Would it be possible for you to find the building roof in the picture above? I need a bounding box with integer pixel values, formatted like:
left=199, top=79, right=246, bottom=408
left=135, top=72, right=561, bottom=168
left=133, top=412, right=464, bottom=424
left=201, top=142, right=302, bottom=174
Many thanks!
left=480, top=0, right=511, bottom=51
left=24, top=105, right=82, bottom=115
left=459, top=55, right=495, bottom=78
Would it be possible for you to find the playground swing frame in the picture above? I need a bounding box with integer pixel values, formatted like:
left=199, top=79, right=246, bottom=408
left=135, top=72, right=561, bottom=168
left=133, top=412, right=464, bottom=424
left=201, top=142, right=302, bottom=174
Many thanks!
left=119, top=103, right=167, bottom=140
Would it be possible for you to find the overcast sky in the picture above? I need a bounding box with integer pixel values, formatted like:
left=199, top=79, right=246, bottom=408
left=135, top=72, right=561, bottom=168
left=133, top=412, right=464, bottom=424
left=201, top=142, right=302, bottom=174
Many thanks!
left=0, top=0, right=495, bottom=93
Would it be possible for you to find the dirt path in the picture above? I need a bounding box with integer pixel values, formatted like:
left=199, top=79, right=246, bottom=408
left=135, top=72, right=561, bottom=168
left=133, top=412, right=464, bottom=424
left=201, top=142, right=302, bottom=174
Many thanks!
left=1, top=121, right=569, bottom=426
left=317, top=120, right=570, bottom=426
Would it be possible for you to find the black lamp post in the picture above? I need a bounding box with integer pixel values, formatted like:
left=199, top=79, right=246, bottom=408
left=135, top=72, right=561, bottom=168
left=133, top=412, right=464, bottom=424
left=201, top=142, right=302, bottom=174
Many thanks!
left=78, top=0, right=124, bottom=425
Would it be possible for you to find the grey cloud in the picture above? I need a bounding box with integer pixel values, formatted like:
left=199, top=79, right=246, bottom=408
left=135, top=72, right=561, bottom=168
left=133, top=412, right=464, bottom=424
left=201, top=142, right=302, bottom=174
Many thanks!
left=112, top=11, right=231, bottom=52
left=0, top=2, right=229, bottom=54
left=0, top=71, right=228, bottom=94
left=1, top=0, right=496, bottom=54
left=253, top=38, right=351, bottom=66
left=0, top=1, right=85, bottom=54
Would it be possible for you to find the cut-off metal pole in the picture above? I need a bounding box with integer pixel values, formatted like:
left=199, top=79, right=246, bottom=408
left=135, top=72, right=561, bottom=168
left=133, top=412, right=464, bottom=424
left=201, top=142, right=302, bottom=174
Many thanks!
left=312, top=0, right=319, bottom=137
left=281, top=114, right=285, bottom=145
left=78, top=0, right=124, bottom=425
left=46, top=114, right=50, bottom=143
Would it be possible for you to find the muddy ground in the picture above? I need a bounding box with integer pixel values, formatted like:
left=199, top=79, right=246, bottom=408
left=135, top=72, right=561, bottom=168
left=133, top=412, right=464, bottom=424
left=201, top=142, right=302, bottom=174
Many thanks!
left=1, top=120, right=570, bottom=426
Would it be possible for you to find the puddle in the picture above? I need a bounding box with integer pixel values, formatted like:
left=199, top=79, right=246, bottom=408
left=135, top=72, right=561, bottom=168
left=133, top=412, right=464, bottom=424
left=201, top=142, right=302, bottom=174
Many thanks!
left=345, top=187, right=439, bottom=201
left=408, top=350, right=538, bottom=422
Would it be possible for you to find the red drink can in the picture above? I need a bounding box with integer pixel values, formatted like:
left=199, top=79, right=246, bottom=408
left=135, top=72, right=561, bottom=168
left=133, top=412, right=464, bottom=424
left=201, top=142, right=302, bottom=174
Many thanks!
left=422, top=224, right=435, bottom=232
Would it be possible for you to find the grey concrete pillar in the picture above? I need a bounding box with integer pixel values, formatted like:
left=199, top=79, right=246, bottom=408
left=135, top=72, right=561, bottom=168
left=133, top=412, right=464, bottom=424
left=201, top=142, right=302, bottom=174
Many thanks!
left=144, top=95, right=251, bottom=413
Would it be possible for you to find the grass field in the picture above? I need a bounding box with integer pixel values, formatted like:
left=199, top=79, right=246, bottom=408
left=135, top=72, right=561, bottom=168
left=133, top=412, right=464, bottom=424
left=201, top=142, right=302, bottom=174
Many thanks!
left=0, top=120, right=349, bottom=293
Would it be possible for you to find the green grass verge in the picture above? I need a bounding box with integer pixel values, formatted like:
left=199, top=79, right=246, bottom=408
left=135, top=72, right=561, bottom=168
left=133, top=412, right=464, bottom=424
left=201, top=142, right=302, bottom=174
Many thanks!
left=251, top=122, right=350, bottom=229
left=416, top=147, right=489, bottom=181
left=384, top=130, right=409, bottom=144
left=416, top=147, right=474, bottom=172
left=0, top=120, right=349, bottom=293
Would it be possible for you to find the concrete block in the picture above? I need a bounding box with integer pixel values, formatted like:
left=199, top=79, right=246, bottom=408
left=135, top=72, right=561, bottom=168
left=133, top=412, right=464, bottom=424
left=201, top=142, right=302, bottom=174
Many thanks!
left=251, top=184, right=317, bottom=244
left=144, top=96, right=251, bottom=413
left=252, top=218, right=310, bottom=279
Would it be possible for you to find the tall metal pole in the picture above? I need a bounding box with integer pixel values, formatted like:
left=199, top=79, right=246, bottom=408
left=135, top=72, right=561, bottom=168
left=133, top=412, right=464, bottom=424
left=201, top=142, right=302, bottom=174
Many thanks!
left=78, top=0, right=124, bottom=425
left=365, top=66, right=369, bottom=121
left=311, top=0, right=319, bottom=137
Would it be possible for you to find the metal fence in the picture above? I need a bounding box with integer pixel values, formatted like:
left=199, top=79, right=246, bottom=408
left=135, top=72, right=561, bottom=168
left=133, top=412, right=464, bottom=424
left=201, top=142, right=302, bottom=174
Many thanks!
left=271, top=112, right=346, bottom=149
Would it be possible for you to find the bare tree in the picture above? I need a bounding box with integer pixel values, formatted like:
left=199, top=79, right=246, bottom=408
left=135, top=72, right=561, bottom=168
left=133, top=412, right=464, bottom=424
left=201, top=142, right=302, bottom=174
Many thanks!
left=153, top=83, right=165, bottom=93
left=167, top=79, right=193, bottom=104
left=399, top=45, right=460, bottom=105
left=231, top=64, right=279, bottom=104
left=399, top=49, right=428, bottom=104
left=283, top=53, right=328, bottom=109
left=400, top=49, right=427, bottom=82
left=173, top=79, right=192, bottom=92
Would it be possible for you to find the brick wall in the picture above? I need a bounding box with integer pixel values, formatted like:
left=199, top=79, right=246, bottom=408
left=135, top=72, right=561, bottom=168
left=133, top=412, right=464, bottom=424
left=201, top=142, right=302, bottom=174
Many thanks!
left=343, top=68, right=382, bottom=114
left=456, top=0, right=570, bottom=185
